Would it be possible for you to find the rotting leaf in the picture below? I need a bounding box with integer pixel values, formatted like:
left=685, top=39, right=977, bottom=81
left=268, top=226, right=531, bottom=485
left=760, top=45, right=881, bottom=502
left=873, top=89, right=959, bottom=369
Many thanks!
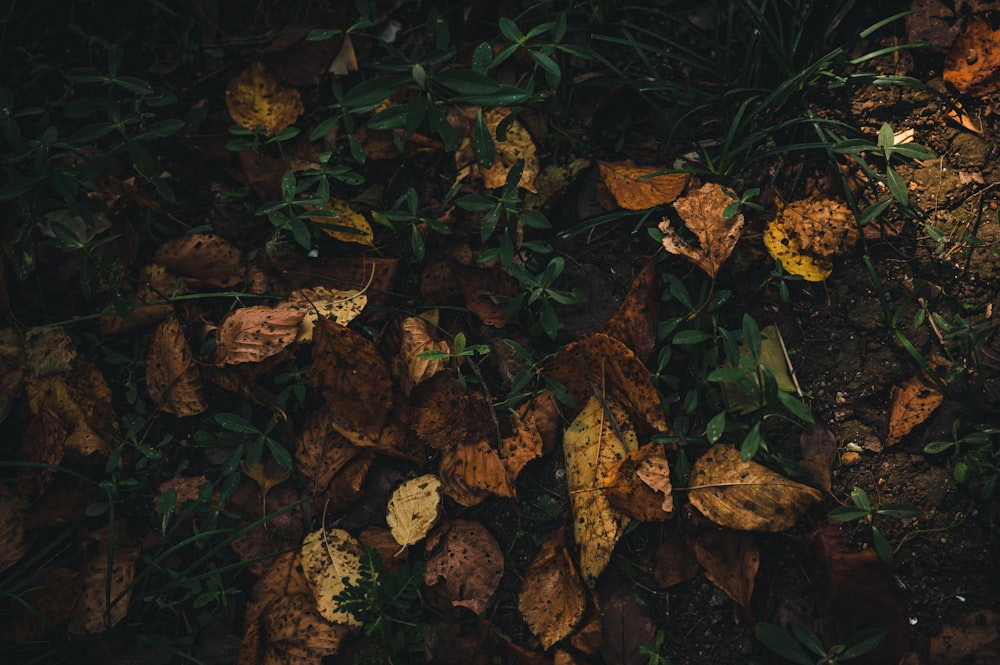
left=153, top=233, right=244, bottom=290
left=604, top=443, right=674, bottom=522
left=654, top=534, right=700, bottom=588
left=0, top=328, right=25, bottom=424
left=478, top=107, right=539, bottom=192
left=423, top=520, right=504, bottom=615
left=283, top=286, right=367, bottom=342
left=518, top=528, right=587, bottom=650
left=0, top=485, right=29, bottom=573
left=886, top=373, right=944, bottom=447
left=295, top=407, right=362, bottom=495
left=659, top=182, right=743, bottom=278
left=215, top=306, right=303, bottom=365
left=563, top=395, right=637, bottom=586
left=929, top=609, right=1000, bottom=665
left=68, top=526, right=138, bottom=635
left=599, top=578, right=656, bottom=665
left=763, top=215, right=833, bottom=282
left=99, top=264, right=186, bottom=334
left=386, top=474, right=441, bottom=548
left=600, top=257, right=659, bottom=361
left=688, top=444, right=822, bottom=531
left=598, top=160, right=688, bottom=210
left=239, top=551, right=350, bottom=664
left=799, top=424, right=837, bottom=492
left=300, top=527, right=363, bottom=626
left=451, top=262, right=521, bottom=328
left=226, top=62, right=304, bottom=137
left=763, top=196, right=856, bottom=282
left=391, top=310, right=450, bottom=396
left=694, top=530, right=759, bottom=622
left=146, top=315, right=207, bottom=417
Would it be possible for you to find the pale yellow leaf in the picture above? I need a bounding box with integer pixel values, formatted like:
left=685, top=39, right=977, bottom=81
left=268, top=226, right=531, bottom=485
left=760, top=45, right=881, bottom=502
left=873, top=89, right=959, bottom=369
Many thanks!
left=386, top=474, right=442, bottom=548
left=300, top=527, right=363, bottom=626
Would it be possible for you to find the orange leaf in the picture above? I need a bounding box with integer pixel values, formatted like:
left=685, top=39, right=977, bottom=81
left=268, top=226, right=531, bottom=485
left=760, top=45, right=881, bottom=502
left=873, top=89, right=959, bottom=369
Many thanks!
left=225, top=62, right=304, bottom=137
left=146, top=315, right=207, bottom=417
left=518, top=529, right=587, bottom=649
left=886, top=374, right=944, bottom=447
left=215, top=306, right=303, bottom=365
left=153, top=233, right=244, bottom=289
left=598, top=160, right=688, bottom=210
left=600, top=257, right=659, bottom=360
left=943, top=13, right=1000, bottom=95
left=604, top=444, right=674, bottom=522
left=659, top=182, right=743, bottom=278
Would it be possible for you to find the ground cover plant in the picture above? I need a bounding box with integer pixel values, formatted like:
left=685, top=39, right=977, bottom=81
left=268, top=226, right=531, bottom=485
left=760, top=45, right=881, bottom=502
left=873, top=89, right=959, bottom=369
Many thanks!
left=1, top=0, right=999, bottom=664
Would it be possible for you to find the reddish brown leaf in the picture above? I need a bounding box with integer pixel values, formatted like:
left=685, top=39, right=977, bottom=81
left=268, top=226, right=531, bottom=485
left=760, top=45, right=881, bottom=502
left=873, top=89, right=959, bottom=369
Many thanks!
left=886, top=374, right=944, bottom=447
left=518, top=529, right=587, bottom=649
left=654, top=534, right=699, bottom=588
left=295, top=407, right=362, bottom=494
left=215, top=306, right=303, bottom=365
left=598, top=160, right=689, bottom=210
left=153, top=233, right=244, bottom=289
left=944, top=13, right=1000, bottom=95
left=451, top=262, right=520, bottom=328
left=0, top=484, right=29, bottom=573
left=424, top=520, right=504, bottom=616
left=598, top=578, right=656, bottom=665
left=929, top=609, right=1000, bottom=665
left=600, top=258, right=659, bottom=360
left=694, top=530, right=759, bottom=622
left=68, top=526, right=138, bottom=634
left=604, top=443, right=674, bottom=522
left=659, top=182, right=743, bottom=278
left=146, top=315, right=207, bottom=416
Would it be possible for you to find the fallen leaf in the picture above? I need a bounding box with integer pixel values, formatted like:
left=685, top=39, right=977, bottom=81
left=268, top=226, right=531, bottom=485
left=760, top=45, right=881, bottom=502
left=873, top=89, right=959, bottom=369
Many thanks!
left=451, top=262, right=521, bottom=328
left=799, top=424, right=837, bottom=492
left=763, top=214, right=833, bottom=281
left=929, top=609, right=1000, bottom=665
left=694, top=530, right=759, bottom=621
left=886, top=374, right=944, bottom=447
left=0, top=485, right=29, bottom=573
left=226, top=62, right=304, bottom=137
left=598, top=160, right=688, bottom=210
left=23, top=361, right=117, bottom=459
left=544, top=331, right=669, bottom=435
left=479, top=108, right=539, bottom=192
left=283, top=286, right=367, bottom=342
left=99, top=264, right=185, bottom=334
left=0, top=328, right=24, bottom=423
left=300, top=527, right=363, bottom=626
left=239, top=552, right=350, bottom=664
left=600, top=257, right=659, bottom=360
left=153, top=233, right=244, bottom=289
left=599, top=578, right=656, bottom=665
left=68, top=527, right=138, bottom=634
left=658, top=182, right=743, bottom=278
left=386, top=474, right=441, bottom=548
left=654, top=534, right=700, bottom=588
left=311, top=198, right=374, bottom=246
left=518, top=528, right=587, bottom=649
left=295, top=407, right=363, bottom=495
left=604, top=444, right=674, bottom=522
left=943, top=13, right=1000, bottom=95
left=228, top=479, right=304, bottom=575
left=24, top=327, right=75, bottom=376
left=763, top=196, right=856, bottom=282
left=424, top=520, right=504, bottom=615
left=0, top=568, right=81, bottom=643
left=688, top=444, right=822, bottom=531
left=215, top=306, right=303, bottom=365
left=438, top=439, right=514, bottom=506
left=391, top=310, right=450, bottom=395
left=146, top=315, right=207, bottom=417
left=563, top=395, right=637, bottom=586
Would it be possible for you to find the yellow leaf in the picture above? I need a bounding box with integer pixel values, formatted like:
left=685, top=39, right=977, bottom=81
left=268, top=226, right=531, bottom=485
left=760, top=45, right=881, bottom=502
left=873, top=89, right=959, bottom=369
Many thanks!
left=688, top=444, right=821, bottom=531
left=300, top=527, right=363, bottom=626
left=225, top=62, right=303, bottom=137
left=658, top=182, right=743, bottom=278
left=480, top=108, right=539, bottom=192
left=386, top=474, right=441, bottom=548
left=563, top=395, right=637, bottom=586
left=283, top=286, right=367, bottom=342
left=311, top=199, right=374, bottom=246
left=763, top=216, right=832, bottom=282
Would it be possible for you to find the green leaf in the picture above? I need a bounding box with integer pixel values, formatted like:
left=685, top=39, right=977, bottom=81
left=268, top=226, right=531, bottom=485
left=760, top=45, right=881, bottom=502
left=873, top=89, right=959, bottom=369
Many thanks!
left=740, top=422, right=763, bottom=460
left=215, top=413, right=259, bottom=434
left=840, top=628, right=887, bottom=659
left=827, top=506, right=870, bottom=522
left=672, top=330, right=712, bottom=345
left=473, top=108, right=495, bottom=167
left=923, top=440, right=955, bottom=455
left=135, top=118, right=186, bottom=140
left=341, top=75, right=410, bottom=110
left=850, top=486, right=872, bottom=512
left=706, top=411, right=725, bottom=444
left=755, top=623, right=814, bottom=665
left=871, top=525, right=894, bottom=563
left=776, top=392, right=814, bottom=423
left=267, top=439, right=293, bottom=469
left=877, top=503, right=920, bottom=519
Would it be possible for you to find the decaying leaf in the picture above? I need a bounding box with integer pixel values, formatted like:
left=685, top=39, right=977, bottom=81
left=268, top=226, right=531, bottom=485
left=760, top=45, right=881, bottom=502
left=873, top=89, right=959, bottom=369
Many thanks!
left=300, top=527, right=363, bottom=625
left=215, top=306, right=303, bottom=365
left=763, top=196, right=856, bottom=282
left=68, top=527, right=138, bottom=634
left=598, top=160, right=689, bottom=210
left=295, top=407, right=363, bottom=495
left=929, top=609, right=1000, bottom=665
left=386, top=474, right=441, bottom=548
left=0, top=485, right=29, bottom=573
left=153, top=233, right=244, bottom=289
left=886, top=374, right=944, bottom=447
left=544, top=332, right=669, bottom=435
left=311, top=198, right=374, bottom=246
left=604, top=443, right=674, bottom=522
left=283, top=286, right=367, bottom=342
left=0, top=328, right=25, bottom=424
left=479, top=107, right=539, bottom=192
left=658, top=182, right=743, bottom=278
left=451, top=262, right=521, bottom=328
left=599, top=579, right=656, bottom=665
left=391, top=310, right=450, bottom=395
left=424, top=520, right=504, bottom=615
left=563, top=395, right=637, bottom=586
left=600, top=258, right=659, bottom=361
left=654, top=535, right=699, bottom=588
left=0, top=567, right=81, bottom=643
left=799, top=424, right=837, bottom=492
left=518, top=529, right=587, bottom=650
left=694, top=530, right=759, bottom=621
left=25, top=327, right=75, bottom=376
left=99, top=264, right=186, bottom=334
left=146, top=315, right=207, bottom=417
left=943, top=13, right=1000, bottom=95
left=688, top=444, right=821, bottom=531
left=226, top=62, right=304, bottom=137
left=239, top=551, right=350, bottom=665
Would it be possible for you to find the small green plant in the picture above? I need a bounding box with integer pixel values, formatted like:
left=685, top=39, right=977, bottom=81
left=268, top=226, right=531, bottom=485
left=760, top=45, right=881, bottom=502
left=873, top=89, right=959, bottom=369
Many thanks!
left=373, top=186, right=456, bottom=263
left=194, top=403, right=294, bottom=474
left=925, top=421, right=1000, bottom=499
left=756, top=621, right=886, bottom=665
left=418, top=330, right=491, bottom=389
left=639, top=628, right=672, bottom=664
left=334, top=549, right=427, bottom=665
left=828, top=486, right=920, bottom=562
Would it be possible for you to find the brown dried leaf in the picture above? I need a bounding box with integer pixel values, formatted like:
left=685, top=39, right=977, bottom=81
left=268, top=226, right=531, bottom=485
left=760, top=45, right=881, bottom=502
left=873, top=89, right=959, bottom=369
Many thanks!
left=944, top=13, right=1000, bottom=95
left=564, top=395, right=637, bottom=586
left=598, top=160, right=688, bottom=210
left=479, top=108, right=539, bottom=193
left=0, top=485, right=29, bottom=573
left=153, top=233, right=244, bottom=289
left=239, top=552, right=350, bottom=665
left=929, top=609, right=1000, bottom=665
left=780, top=196, right=857, bottom=259
left=309, top=318, right=393, bottom=438
left=500, top=405, right=544, bottom=481
left=410, top=374, right=495, bottom=451
left=295, top=407, right=362, bottom=494
left=886, top=374, right=944, bottom=447
left=544, top=332, right=669, bottom=435
left=391, top=310, right=449, bottom=395
left=439, top=439, right=514, bottom=506
left=604, top=444, right=674, bottom=522
left=99, top=264, right=185, bottom=334
left=225, top=62, right=304, bottom=137
left=688, top=444, right=822, bottom=531
left=451, top=262, right=520, bottom=328
left=424, top=520, right=504, bottom=615
left=659, top=182, right=743, bottom=278
left=600, top=258, right=659, bottom=360
left=68, top=528, right=138, bottom=634
left=300, top=527, right=363, bottom=625
left=0, top=328, right=24, bottom=423
left=599, top=579, right=656, bottom=665
left=23, top=361, right=116, bottom=459
left=386, top=474, right=441, bottom=548
left=0, top=568, right=80, bottom=643
left=215, top=306, right=303, bottom=365
left=518, top=529, right=587, bottom=650
left=146, top=315, right=207, bottom=417
left=694, top=530, right=759, bottom=621
left=229, top=479, right=304, bottom=576
left=799, top=424, right=837, bottom=492
left=283, top=286, right=367, bottom=342
left=25, top=327, right=75, bottom=376
left=653, top=535, right=699, bottom=588
left=310, top=198, right=374, bottom=246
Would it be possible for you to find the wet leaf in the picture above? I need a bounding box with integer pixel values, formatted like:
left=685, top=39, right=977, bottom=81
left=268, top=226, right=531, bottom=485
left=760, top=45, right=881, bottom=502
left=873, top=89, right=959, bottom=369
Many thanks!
left=239, top=551, right=350, bottom=664
left=226, top=62, right=304, bottom=137
left=658, top=182, right=743, bottom=278
left=886, top=374, right=944, bottom=447
left=598, top=160, right=688, bottom=210
left=386, top=474, right=441, bottom=548
left=300, top=527, right=363, bottom=625
left=604, top=443, right=674, bottom=522
left=564, top=395, right=637, bottom=586
left=424, top=520, right=504, bottom=615
left=694, top=530, right=759, bottom=621
left=688, top=444, right=822, bottom=531
left=146, top=315, right=207, bottom=417
left=215, top=306, right=303, bottom=365
left=518, top=528, right=587, bottom=650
